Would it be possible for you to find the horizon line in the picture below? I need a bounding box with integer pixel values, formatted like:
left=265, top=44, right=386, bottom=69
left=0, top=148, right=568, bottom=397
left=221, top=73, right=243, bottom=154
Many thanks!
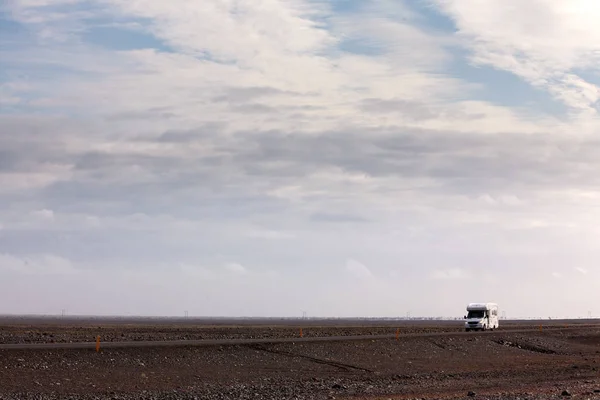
left=0, top=313, right=597, bottom=320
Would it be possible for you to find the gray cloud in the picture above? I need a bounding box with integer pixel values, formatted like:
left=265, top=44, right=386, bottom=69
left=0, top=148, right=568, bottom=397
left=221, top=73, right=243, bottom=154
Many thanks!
left=211, top=87, right=299, bottom=103
left=360, top=98, right=439, bottom=120
left=231, top=103, right=277, bottom=114
left=155, top=124, right=226, bottom=143
left=4, top=119, right=600, bottom=210
left=310, top=212, right=370, bottom=223
left=360, top=98, right=489, bottom=121
left=107, top=109, right=179, bottom=121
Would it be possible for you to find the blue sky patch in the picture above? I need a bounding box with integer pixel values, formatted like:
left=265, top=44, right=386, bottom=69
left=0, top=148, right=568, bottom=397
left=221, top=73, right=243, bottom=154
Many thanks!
left=408, top=0, right=457, bottom=33
left=448, top=52, right=568, bottom=117
left=0, top=15, right=27, bottom=35
left=338, top=37, right=386, bottom=56
left=83, top=25, right=173, bottom=52
left=571, top=68, right=600, bottom=87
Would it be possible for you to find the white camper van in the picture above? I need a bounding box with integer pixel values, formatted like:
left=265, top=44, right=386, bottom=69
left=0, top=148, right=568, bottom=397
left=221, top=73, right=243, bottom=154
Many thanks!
left=464, top=303, right=499, bottom=332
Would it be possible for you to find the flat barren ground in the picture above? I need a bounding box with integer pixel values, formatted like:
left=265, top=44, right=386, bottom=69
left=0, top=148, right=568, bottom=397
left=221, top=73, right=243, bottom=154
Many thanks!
left=0, top=318, right=599, bottom=400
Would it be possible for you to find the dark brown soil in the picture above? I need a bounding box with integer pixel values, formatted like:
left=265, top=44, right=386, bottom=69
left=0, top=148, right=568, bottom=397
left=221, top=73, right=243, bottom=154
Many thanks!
left=0, top=321, right=599, bottom=399
left=0, top=317, right=593, bottom=344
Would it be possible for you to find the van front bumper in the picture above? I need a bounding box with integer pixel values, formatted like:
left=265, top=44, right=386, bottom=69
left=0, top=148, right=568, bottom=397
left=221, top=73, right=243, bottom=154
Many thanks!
left=465, top=322, right=484, bottom=329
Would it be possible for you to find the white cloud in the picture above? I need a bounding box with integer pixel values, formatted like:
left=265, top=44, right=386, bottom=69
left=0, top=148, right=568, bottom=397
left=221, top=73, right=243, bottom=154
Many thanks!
left=430, top=268, right=471, bottom=280
left=0, top=253, right=77, bottom=275
left=224, top=263, right=247, bottom=275
left=345, top=258, right=373, bottom=279
left=245, top=229, right=295, bottom=240
left=179, top=264, right=217, bottom=280
left=30, top=209, right=54, bottom=221
left=2, top=0, right=554, bottom=137
left=0, top=167, right=73, bottom=194
left=433, top=0, right=600, bottom=116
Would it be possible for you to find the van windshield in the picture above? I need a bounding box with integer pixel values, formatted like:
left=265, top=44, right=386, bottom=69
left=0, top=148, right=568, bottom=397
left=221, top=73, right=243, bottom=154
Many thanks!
left=467, top=310, right=486, bottom=319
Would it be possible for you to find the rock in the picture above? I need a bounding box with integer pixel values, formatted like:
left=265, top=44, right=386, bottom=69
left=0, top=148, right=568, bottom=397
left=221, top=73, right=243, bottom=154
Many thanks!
left=331, top=384, right=342, bottom=389
left=561, top=390, right=571, bottom=396
left=594, top=389, right=600, bottom=393
left=467, top=391, right=476, bottom=397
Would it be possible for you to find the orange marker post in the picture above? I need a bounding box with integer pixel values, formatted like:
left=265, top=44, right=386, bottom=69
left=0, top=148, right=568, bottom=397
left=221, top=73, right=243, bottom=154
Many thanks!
left=300, top=328, right=303, bottom=338
left=395, top=328, right=400, bottom=340
left=539, top=325, right=542, bottom=332
left=95, top=335, right=101, bottom=352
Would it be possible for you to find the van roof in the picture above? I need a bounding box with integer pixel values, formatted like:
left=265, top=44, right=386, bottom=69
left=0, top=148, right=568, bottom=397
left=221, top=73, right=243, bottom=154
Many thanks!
left=467, top=302, right=498, bottom=310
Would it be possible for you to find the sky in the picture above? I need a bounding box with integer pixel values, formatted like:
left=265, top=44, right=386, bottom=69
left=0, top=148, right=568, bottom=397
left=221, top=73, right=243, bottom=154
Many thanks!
left=1, top=0, right=600, bottom=319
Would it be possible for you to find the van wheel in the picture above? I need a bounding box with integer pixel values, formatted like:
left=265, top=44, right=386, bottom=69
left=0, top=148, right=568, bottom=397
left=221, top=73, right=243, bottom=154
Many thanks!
left=465, top=328, right=470, bottom=332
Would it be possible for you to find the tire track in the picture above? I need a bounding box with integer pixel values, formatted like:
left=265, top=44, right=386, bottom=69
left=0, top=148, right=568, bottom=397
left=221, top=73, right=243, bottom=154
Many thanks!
left=248, top=344, right=373, bottom=373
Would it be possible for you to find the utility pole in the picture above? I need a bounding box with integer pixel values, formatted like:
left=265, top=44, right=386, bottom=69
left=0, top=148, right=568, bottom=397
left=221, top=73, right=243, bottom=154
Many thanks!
left=184, top=310, right=189, bottom=318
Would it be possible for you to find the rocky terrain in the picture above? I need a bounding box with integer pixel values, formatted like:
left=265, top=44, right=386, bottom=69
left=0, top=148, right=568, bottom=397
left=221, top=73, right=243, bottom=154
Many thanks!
left=0, top=319, right=598, bottom=399
left=0, top=324, right=453, bottom=344
left=0, top=317, right=593, bottom=345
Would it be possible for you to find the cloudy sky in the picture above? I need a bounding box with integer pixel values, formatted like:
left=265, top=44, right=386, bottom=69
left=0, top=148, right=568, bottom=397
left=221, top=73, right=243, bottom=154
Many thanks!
left=1, top=0, right=599, bottom=319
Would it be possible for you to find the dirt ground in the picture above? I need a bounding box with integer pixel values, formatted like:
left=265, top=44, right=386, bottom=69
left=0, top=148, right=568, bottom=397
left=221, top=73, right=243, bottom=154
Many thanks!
left=0, top=317, right=594, bottom=344
left=0, top=319, right=599, bottom=399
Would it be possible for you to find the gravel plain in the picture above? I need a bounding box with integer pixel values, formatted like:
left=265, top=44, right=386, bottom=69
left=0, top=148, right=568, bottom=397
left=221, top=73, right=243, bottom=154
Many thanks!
left=0, top=318, right=598, bottom=399
left=0, top=317, right=594, bottom=344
